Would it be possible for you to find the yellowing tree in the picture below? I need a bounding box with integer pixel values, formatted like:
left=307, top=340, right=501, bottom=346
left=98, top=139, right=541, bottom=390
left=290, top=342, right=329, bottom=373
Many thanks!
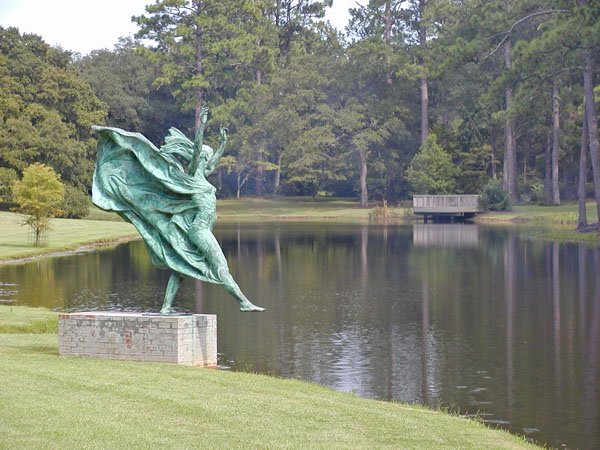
left=12, top=163, right=64, bottom=246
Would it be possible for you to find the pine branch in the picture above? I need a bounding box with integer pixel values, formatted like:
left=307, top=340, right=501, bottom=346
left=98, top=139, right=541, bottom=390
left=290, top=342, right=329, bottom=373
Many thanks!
left=481, top=9, right=572, bottom=61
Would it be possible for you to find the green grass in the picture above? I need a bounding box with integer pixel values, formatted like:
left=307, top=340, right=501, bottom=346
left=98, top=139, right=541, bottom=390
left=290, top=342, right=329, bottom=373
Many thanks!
left=0, top=308, right=538, bottom=449
left=85, top=204, right=125, bottom=221
left=216, top=197, right=373, bottom=221
left=478, top=202, right=598, bottom=223
left=0, top=306, right=58, bottom=333
left=0, top=211, right=137, bottom=261
left=479, top=202, right=600, bottom=245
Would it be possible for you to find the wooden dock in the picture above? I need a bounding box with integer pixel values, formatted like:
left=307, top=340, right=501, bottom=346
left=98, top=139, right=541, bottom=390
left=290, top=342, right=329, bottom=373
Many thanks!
left=413, top=195, right=482, bottom=222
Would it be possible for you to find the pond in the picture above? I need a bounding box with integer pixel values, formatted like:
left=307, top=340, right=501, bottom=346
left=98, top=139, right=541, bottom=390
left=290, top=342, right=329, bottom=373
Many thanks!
left=1, top=222, right=598, bottom=449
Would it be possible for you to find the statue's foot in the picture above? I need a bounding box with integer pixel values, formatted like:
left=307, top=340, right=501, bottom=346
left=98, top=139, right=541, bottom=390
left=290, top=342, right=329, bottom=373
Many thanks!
left=239, top=300, right=265, bottom=312
left=160, top=306, right=174, bottom=314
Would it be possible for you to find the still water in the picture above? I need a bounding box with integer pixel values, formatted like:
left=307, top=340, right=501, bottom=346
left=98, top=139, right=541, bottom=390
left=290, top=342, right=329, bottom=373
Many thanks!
left=1, top=222, right=599, bottom=449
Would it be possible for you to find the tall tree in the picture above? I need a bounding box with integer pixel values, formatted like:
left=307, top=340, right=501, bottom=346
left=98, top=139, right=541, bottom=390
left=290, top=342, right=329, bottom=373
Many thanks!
left=272, top=0, right=332, bottom=64
left=347, top=0, right=412, bottom=206
left=77, top=37, right=185, bottom=144
left=134, top=0, right=273, bottom=134
left=501, top=0, right=518, bottom=202
left=552, top=79, right=561, bottom=204
left=578, top=108, right=588, bottom=229
left=418, top=0, right=429, bottom=145
left=0, top=27, right=106, bottom=191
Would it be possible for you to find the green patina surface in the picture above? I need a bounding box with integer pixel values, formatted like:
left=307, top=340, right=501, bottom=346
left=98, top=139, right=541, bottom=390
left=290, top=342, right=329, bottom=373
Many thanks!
left=92, top=107, right=263, bottom=313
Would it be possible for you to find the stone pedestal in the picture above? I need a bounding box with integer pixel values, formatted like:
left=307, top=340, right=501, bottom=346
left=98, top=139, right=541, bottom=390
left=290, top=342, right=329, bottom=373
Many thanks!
left=58, top=312, right=217, bottom=367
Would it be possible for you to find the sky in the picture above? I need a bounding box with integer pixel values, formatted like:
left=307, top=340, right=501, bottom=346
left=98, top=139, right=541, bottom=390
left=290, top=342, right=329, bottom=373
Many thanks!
left=0, top=0, right=353, bottom=55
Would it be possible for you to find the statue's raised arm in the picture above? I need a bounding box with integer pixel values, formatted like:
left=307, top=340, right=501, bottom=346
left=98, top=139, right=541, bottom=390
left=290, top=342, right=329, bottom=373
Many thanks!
left=189, top=105, right=209, bottom=177
left=204, top=127, right=227, bottom=177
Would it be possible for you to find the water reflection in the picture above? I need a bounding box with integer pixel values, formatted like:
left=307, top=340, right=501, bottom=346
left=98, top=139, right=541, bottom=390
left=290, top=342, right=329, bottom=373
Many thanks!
left=1, top=223, right=599, bottom=449
left=413, top=223, right=479, bottom=247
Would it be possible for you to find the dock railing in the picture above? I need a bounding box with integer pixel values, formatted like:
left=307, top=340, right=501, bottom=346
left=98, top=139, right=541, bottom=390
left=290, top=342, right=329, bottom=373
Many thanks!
left=413, top=195, right=482, bottom=215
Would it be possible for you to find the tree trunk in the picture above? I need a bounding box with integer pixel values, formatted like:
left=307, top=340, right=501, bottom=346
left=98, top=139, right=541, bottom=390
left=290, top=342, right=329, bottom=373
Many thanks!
left=255, top=66, right=263, bottom=197
left=274, top=153, right=281, bottom=194
left=552, top=80, right=561, bottom=205
left=503, top=36, right=518, bottom=202
left=578, top=108, right=589, bottom=229
left=523, top=137, right=528, bottom=186
left=194, top=3, right=203, bottom=135
left=491, top=143, right=497, bottom=179
left=385, top=177, right=394, bottom=206
left=355, top=150, right=368, bottom=207
left=217, top=166, right=223, bottom=190
left=581, top=46, right=600, bottom=226
left=385, top=0, right=393, bottom=85
left=564, top=165, right=574, bottom=201
left=236, top=172, right=241, bottom=199
left=421, top=78, right=429, bottom=146
left=419, top=0, right=428, bottom=145
left=255, top=149, right=263, bottom=197
left=544, top=132, right=552, bottom=199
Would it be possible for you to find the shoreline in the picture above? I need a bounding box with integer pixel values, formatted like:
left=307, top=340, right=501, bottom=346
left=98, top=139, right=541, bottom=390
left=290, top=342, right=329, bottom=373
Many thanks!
left=1, top=216, right=598, bottom=265
left=0, top=235, right=140, bottom=265
left=1, top=200, right=598, bottom=264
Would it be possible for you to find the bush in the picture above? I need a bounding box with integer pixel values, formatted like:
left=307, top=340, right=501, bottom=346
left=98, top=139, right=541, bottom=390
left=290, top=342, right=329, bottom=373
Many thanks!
left=407, top=134, right=457, bottom=194
left=59, top=184, right=90, bottom=219
left=480, top=179, right=512, bottom=211
left=529, top=181, right=552, bottom=205
left=368, top=206, right=409, bottom=221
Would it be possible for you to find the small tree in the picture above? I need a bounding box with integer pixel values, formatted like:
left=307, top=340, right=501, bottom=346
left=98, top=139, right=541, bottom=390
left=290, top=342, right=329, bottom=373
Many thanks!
left=407, top=134, right=457, bottom=194
left=12, top=163, right=64, bottom=246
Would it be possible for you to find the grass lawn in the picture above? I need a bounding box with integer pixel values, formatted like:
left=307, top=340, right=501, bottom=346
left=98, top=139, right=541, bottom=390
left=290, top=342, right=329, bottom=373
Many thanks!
left=478, top=202, right=600, bottom=245
left=0, top=211, right=137, bottom=262
left=86, top=197, right=377, bottom=223
left=0, top=307, right=538, bottom=449
left=478, top=202, right=599, bottom=223
left=0, top=306, right=58, bottom=333
left=216, top=197, right=374, bottom=221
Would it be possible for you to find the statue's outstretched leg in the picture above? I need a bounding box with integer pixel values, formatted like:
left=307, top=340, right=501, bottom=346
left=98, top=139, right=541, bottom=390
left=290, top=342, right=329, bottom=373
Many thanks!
left=160, top=271, right=183, bottom=314
left=189, top=226, right=265, bottom=312
left=217, top=267, right=265, bottom=312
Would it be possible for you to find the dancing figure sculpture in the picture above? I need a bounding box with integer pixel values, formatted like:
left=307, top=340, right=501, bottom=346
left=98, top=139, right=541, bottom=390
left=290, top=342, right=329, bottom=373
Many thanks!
left=92, top=106, right=264, bottom=313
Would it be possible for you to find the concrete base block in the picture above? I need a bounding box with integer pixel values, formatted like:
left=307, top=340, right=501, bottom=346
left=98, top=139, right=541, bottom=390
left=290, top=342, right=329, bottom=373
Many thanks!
left=58, top=312, right=217, bottom=367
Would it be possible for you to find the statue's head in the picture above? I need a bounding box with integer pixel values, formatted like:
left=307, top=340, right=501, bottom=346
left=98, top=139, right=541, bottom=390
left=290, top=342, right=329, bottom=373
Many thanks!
left=200, top=144, right=214, bottom=161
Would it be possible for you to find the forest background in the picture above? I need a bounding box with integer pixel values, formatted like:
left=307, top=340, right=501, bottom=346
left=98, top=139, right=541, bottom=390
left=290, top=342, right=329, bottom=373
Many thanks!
left=1, top=0, right=599, bottom=224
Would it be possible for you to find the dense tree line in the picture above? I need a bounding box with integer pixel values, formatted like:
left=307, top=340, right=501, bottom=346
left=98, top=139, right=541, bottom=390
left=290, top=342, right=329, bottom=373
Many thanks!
left=0, top=0, right=599, bottom=226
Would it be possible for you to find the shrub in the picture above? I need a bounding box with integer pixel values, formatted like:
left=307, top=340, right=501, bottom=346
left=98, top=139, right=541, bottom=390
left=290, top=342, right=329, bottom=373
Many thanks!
left=480, top=179, right=512, bottom=211
left=407, top=134, right=457, bottom=194
left=60, top=184, right=90, bottom=219
left=529, top=181, right=552, bottom=205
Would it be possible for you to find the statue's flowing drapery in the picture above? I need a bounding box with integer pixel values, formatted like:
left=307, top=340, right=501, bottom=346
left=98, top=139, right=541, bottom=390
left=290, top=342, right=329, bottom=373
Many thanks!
left=91, top=126, right=222, bottom=284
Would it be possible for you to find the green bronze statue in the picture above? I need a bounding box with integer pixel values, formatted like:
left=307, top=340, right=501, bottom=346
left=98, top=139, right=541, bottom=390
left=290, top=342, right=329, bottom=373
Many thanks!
left=92, top=106, right=264, bottom=313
